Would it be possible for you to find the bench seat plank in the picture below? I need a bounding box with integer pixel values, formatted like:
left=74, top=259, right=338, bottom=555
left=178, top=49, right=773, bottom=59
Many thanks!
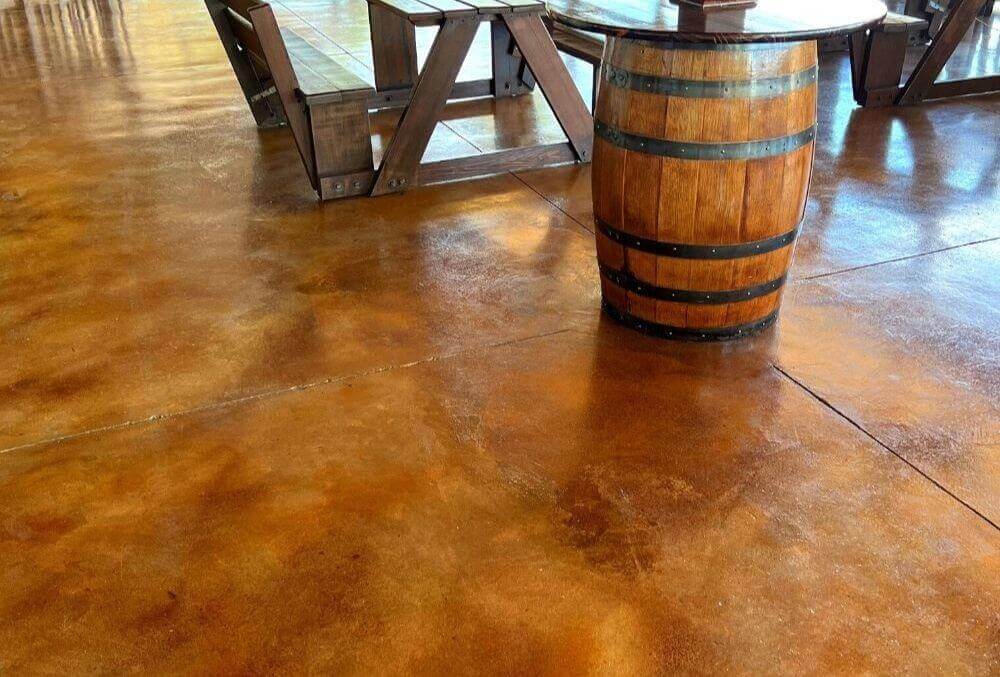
left=209, top=0, right=374, bottom=199
left=416, top=0, right=477, bottom=16
left=281, top=30, right=373, bottom=103
left=454, top=0, right=513, bottom=14
left=496, top=0, right=545, bottom=13
left=368, top=0, right=443, bottom=24
left=226, top=8, right=269, bottom=65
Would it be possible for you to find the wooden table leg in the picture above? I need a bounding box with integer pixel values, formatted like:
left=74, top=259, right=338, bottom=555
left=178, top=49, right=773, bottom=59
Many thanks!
left=205, top=0, right=283, bottom=127
left=249, top=3, right=317, bottom=190
left=371, top=16, right=480, bottom=196
left=503, top=13, right=593, bottom=162
left=491, top=20, right=534, bottom=97
left=368, top=1, right=419, bottom=91
left=897, top=0, right=991, bottom=104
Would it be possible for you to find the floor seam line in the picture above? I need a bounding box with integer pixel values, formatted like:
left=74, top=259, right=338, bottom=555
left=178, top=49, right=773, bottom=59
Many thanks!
left=794, top=236, right=1000, bottom=283
left=510, top=171, right=595, bottom=236
left=0, top=327, right=576, bottom=458
left=773, top=364, right=999, bottom=532
left=439, top=115, right=486, bottom=154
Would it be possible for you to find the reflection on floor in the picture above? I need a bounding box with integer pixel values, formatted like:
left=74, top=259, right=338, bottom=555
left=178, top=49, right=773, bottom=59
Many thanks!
left=1, top=0, right=998, bottom=673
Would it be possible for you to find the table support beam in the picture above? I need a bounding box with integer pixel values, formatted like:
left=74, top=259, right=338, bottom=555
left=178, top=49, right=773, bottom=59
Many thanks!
left=897, top=0, right=995, bottom=104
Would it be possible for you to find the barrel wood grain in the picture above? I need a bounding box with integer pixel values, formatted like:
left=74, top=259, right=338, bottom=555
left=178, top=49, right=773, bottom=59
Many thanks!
left=593, top=38, right=818, bottom=339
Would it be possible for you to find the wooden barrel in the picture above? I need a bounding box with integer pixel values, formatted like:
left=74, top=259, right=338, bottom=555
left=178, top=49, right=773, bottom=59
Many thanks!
left=592, top=38, right=818, bottom=341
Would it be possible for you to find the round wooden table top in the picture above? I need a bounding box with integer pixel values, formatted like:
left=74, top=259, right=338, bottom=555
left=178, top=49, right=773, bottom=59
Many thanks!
left=546, top=0, right=888, bottom=44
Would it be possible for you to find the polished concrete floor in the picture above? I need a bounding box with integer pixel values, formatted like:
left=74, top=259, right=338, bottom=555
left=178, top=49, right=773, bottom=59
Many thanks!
left=2, top=0, right=999, bottom=673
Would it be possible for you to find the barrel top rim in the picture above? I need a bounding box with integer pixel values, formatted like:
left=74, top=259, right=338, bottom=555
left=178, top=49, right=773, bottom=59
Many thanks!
left=546, top=0, right=887, bottom=44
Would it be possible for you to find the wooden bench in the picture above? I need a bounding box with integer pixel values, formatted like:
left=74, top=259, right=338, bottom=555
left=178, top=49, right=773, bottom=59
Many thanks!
left=206, top=0, right=376, bottom=200
left=366, top=0, right=593, bottom=196
left=849, top=12, right=930, bottom=107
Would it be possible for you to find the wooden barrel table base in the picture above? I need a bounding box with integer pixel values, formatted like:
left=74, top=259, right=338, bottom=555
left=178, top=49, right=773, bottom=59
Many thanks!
left=593, top=38, right=818, bottom=340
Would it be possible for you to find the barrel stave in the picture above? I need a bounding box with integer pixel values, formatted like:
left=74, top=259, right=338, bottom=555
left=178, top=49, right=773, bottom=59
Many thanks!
left=592, top=36, right=817, bottom=338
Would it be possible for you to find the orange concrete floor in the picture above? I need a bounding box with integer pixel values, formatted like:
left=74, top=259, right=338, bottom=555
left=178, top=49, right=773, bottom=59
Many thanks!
left=1, top=0, right=999, bottom=673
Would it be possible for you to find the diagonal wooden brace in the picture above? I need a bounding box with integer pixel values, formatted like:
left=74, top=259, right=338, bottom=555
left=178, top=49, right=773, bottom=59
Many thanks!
left=371, top=16, right=480, bottom=196
left=502, top=13, right=593, bottom=162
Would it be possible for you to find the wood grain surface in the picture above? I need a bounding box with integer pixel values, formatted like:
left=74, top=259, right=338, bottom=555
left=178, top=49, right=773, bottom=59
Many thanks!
left=593, top=38, right=818, bottom=336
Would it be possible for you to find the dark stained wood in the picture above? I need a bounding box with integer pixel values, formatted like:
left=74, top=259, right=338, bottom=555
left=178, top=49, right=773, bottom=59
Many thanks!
left=368, top=78, right=494, bottom=108
left=490, top=20, right=533, bottom=97
left=248, top=3, right=318, bottom=188
left=208, top=0, right=376, bottom=200
left=226, top=8, right=268, bottom=65
left=368, top=2, right=419, bottom=91
left=848, top=30, right=866, bottom=101
left=454, top=0, right=512, bottom=14
left=545, top=0, right=887, bottom=43
left=366, top=0, right=592, bottom=195
left=924, top=74, right=1000, bottom=99
left=857, top=29, right=909, bottom=107
left=496, top=0, right=545, bottom=12
left=546, top=22, right=604, bottom=108
left=368, top=0, right=442, bottom=26
left=491, top=20, right=517, bottom=97
left=310, top=100, right=375, bottom=188
left=547, top=22, right=604, bottom=64
left=417, top=0, right=477, bottom=17
left=281, top=31, right=371, bottom=101
left=593, top=38, right=817, bottom=334
left=849, top=13, right=928, bottom=108
left=318, top=170, right=377, bottom=199
left=417, top=142, right=576, bottom=184
left=502, top=13, right=593, bottom=162
left=204, top=0, right=283, bottom=127
left=371, top=16, right=481, bottom=195
left=898, top=0, right=997, bottom=104
left=219, top=0, right=261, bottom=21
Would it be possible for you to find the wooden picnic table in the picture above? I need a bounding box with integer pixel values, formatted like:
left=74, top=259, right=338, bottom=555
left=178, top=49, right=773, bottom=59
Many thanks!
left=364, top=0, right=594, bottom=195
left=897, top=0, right=1000, bottom=103
left=546, top=0, right=887, bottom=341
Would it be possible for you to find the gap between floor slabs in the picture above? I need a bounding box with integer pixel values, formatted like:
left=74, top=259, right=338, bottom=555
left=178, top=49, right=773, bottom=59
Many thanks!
left=795, top=236, right=999, bottom=282
left=510, top=171, right=595, bottom=235
left=774, top=364, right=999, bottom=533
left=0, top=327, right=575, bottom=458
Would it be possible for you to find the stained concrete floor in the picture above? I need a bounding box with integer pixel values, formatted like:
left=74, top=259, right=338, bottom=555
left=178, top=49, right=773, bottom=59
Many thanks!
left=1, top=0, right=999, bottom=673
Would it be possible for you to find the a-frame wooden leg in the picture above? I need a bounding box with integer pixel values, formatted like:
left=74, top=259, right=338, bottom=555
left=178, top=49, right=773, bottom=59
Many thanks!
left=371, top=16, right=480, bottom=196
left=502, top=13, right=593, bottom=162
left=204, top=0, right=283, bottom=127
left=248, top=4, right=317, bottom=189
left=897, top=0, right=984, bottom=104
left=369, top=1, right=419, bottom=91
left=491, top=21, right=535, bottom=97
left=847, top=30, right=867, bottom=105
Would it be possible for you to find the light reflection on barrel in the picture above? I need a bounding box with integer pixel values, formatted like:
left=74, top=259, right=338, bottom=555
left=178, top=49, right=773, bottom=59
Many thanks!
left=593, top=38, right=818, bottom=340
